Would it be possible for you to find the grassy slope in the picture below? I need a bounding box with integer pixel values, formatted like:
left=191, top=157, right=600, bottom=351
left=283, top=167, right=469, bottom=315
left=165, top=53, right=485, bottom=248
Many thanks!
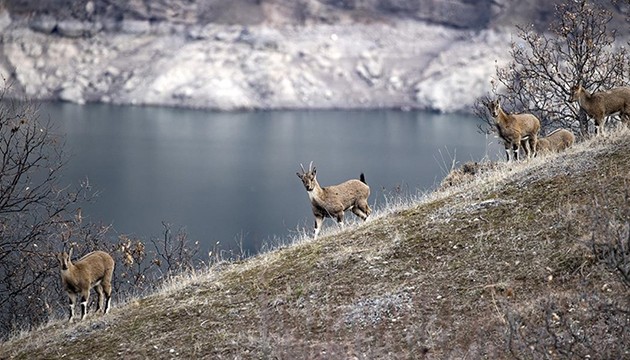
left=2, top=130, right=630, bottom=359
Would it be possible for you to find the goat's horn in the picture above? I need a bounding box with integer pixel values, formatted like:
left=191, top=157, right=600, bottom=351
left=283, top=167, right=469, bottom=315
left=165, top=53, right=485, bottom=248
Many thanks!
left=300, top=163, right=306, bottom=173
left=309, top=161, right=313, bottom=172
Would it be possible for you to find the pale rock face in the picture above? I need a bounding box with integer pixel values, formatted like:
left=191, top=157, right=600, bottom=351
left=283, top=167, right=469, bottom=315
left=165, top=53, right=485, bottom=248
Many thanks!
left=6, top=0, right=621, bottom=112
left=0, top=10, right=11, bottom=33
left=414, top=30, right=512, bottom=113
left=0, top=15, right=516, bottom=112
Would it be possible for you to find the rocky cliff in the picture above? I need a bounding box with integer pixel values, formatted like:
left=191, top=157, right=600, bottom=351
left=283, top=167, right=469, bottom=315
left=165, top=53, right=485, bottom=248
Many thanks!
left=0, top=0, right=625, bottom=112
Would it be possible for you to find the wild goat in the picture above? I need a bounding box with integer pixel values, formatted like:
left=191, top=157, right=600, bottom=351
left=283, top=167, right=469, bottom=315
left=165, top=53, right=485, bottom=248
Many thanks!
left=296, top=162, right=371, bottom=238
left=536, top=128, right=575, bottom=155
left=57, top=248, right=115, bottom=322
left=569, top=83, right=630, bottom=135
left=487, top=99, right=541, bottom=161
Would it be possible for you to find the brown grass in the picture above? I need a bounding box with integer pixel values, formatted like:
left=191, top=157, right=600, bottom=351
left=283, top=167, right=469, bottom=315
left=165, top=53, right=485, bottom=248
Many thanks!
left=1, top=129, right=630, bottom=359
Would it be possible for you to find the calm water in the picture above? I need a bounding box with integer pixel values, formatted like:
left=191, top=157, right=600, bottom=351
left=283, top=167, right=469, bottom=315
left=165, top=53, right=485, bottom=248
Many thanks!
left=41, top=102, right=501, bottom=254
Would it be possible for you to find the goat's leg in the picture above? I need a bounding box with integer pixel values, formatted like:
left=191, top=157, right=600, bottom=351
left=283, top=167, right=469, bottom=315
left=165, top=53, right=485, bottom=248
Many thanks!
left=596, top=116, right=605, bottom=135
left=335, top=212, right=345, bottom=229
left=79, top=290, right=90, bottom=320
left=506, top=141, right=520, bottom=162
left=522, top=140, right=532, bottom=160
left=514, top=135, right=524, bottom=161
left=103, top=279, right=113, bottom=314
left=352, top=201, right=370, bottom=220
left=314, top=215, right=324, bottom=238
left=529, top=136, right=538, bottom=158
left=504, top=144, right=512, bottom=162
left=68, top=293, right=77, bottom=322
left=95, top=284, right=104, bottom=313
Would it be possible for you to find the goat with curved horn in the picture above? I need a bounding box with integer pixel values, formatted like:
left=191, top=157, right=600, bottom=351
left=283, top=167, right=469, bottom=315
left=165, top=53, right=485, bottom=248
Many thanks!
left=297, top=162, right=371, bottom=238
left=57, top=248, right=115, bottom=322
left=487, top=99, right=541, bottom=161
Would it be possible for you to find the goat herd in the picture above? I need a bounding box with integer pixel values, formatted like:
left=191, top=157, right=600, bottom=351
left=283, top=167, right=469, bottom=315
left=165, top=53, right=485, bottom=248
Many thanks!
left=55, top=82, right=630, bottom=324
left=489, top=83, right=630, bottom=162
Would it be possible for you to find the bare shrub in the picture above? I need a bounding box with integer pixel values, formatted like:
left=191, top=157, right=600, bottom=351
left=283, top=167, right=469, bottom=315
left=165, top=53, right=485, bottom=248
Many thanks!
left=0, top=87, right=202, bottom=338
left=115, top=223, right=201, bottom=295
left=0, top=93, right=95, bottom=336
left=475, top=0, right=628, bottom=138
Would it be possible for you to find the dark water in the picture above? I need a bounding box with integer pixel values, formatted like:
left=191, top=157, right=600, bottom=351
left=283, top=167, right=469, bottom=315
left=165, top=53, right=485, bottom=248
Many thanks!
left=41, top=102, right=501, bottom=254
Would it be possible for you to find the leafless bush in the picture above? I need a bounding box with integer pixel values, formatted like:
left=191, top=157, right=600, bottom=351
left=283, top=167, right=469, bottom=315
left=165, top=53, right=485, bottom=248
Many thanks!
left=0, top=87, right=202, bottom=339
left=0, top=92, right=96, bottom=336
left=475, top=0, right=628, bottom=138
left=151, top=222, right=200, bottom=273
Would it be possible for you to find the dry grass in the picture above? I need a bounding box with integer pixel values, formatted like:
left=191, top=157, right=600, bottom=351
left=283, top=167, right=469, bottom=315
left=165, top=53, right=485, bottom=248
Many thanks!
left=1, top=129, right=630, bottom=359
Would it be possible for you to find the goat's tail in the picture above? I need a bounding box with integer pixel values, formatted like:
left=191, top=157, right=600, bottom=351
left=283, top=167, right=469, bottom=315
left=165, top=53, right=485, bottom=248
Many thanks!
left=360, top=173, right=367, bottom=184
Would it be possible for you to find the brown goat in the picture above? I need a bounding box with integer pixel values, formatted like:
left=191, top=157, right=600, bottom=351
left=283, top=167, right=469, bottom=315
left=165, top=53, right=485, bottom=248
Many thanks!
left=296, top=162, right=371, bottom=238
left=487, top=99, right=541, bottom=161
left=57, top=249, right=115, bottom=322
left=569, top=83, right=630, bottom=135
left=536, top=128, right=575, bottom=155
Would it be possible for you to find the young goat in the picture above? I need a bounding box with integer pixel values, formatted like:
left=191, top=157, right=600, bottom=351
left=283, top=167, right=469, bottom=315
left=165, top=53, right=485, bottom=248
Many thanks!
left=536, top=128, right=575, bottom=155
left=296, top=162, right=371, bottom=238
left=569, top=83, right=630, bottom=135
left=57, top=248, right=115, bottom=322
left=487, top=99, right=541, bottom=161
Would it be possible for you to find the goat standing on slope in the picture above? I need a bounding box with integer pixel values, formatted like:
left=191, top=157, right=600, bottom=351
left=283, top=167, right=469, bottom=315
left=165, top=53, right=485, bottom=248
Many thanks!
left=297, top=162, right=372, bottom=238
left=57, top=248, right=115, bottom=322
left=569, top=83, right=630, bottom=135
left=487, top=99, right=541, bottom=161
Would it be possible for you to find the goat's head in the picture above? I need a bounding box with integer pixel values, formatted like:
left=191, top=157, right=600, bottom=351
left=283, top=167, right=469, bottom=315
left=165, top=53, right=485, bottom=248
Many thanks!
left=487, top=99, right=500, bottom=118
left=296, top=161, right=317, bottom=191
left=569, top=83, right=583, bottom=102
left=57, top=248, right=73, bottom=270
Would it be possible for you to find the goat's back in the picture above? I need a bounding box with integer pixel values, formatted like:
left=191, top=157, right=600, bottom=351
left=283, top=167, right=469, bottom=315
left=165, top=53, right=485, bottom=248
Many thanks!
left=595, top=87, right=630, bottom=112
left=547, top=129, right=575, bottom=147
left=75, top=251, right=115, bottom=276
left=511, top=113, right=541, bottom=135
left=331, top=179, right=370, bottom=194
left=324, top=179, right=370, bottom=205
left=538, top=128, right=574, bottom=153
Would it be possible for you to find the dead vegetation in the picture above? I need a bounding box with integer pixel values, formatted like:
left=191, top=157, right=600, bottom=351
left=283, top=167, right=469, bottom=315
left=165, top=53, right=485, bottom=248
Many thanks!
left=1, top=130, right=630, bottom=359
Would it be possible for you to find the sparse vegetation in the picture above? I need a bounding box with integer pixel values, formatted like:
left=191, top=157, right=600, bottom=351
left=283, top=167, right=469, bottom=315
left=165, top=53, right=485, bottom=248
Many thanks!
left=1, top=125, right=628, bottom=359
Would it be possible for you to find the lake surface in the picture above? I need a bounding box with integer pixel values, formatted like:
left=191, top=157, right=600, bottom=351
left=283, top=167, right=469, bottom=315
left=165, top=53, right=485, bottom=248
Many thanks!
left=41, top=102, right=502, bottom=255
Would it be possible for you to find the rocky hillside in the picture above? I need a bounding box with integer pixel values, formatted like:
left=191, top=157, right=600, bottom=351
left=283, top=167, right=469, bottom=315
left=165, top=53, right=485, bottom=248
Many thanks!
left=1, top=128, right=629, bottom=358
left=0, top=1, right=627, bottom=111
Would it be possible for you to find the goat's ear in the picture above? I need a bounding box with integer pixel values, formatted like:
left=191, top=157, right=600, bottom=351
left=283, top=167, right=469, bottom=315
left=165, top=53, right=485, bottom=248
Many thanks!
left=312, top=167, right=317, bottom=175
left=68, top=247, right=73, bottom=259
left=296, top=172, right=302, bottom=178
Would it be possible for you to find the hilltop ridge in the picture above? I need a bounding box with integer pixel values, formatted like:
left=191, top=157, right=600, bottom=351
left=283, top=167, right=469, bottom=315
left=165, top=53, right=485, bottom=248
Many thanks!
left=2, top=129, right=629, bottom=358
